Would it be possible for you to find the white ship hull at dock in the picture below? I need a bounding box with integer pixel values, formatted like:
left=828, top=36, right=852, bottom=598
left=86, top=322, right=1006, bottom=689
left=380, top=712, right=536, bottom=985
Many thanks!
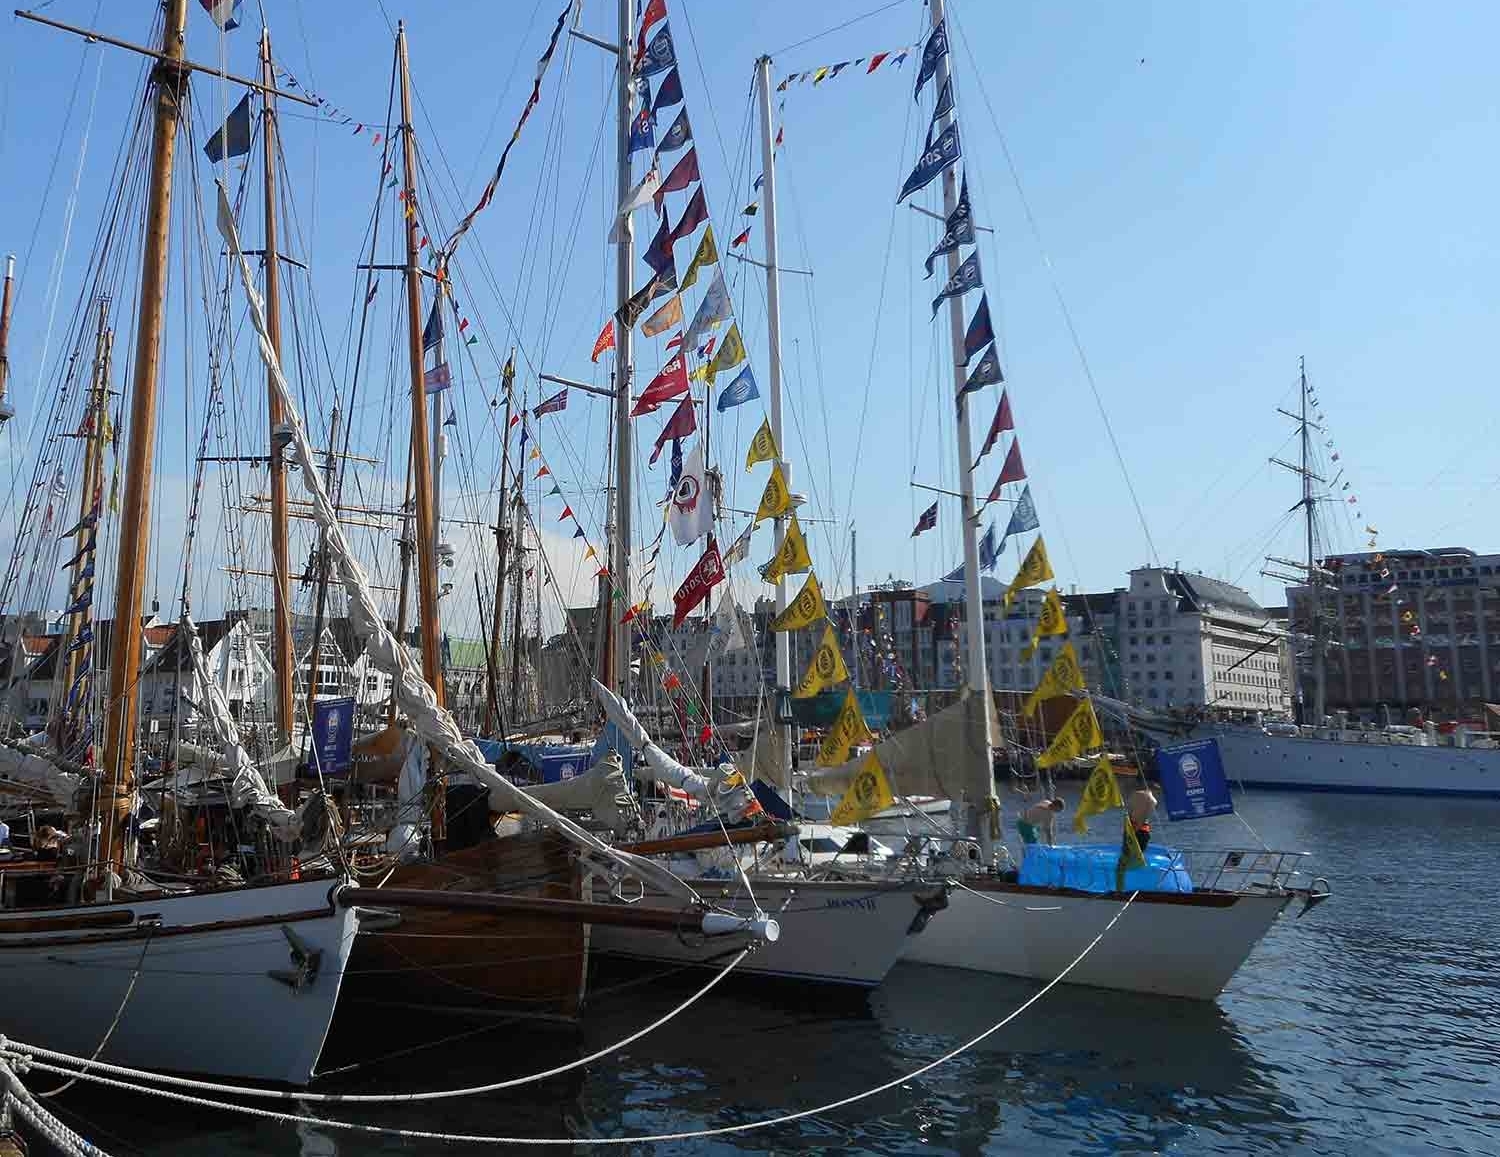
left=0, top=877, right=358, bottom=1086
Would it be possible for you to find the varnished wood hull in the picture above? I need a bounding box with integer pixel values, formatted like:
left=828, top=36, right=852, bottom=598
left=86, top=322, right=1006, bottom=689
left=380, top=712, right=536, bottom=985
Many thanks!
left=339, top=831, right=587, bottom=1022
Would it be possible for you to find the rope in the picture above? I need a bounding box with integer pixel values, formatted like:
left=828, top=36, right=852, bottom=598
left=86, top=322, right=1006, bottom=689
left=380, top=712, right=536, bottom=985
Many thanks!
left=0, top=1057, right=111, bottom=1157
left=2, top=893, right=1138, bottom=1146
left=6, top=947, right=752, bottom=1105
left=35, top=926, right=154, bottom=1097
left=952, top=878, right=1062, bottom=912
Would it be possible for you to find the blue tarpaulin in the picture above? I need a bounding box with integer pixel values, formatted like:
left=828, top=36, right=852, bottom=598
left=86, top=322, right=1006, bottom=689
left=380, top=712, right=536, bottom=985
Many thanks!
left=1017, top=843, right=1194, bottom=894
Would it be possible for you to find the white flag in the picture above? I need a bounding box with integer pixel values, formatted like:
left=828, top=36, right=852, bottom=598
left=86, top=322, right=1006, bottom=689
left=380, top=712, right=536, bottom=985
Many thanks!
left=667, top=442, right=714, bottom=546
left=610, top=166, right=661, bottom=244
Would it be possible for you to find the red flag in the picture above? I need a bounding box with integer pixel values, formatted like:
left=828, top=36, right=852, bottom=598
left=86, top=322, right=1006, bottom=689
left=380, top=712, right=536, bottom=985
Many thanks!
left=649, top=393, right=698, bottom=465
left=537, top=464, right=551, bottom=479
left=867, top=52, right=890, bottom=73
left=673, top=538, right=724, bottom=627
left=666, top=332, right=683, bottom=350
left=558, top=505, right=573, bottom=521
left=974, top=390, right=1014, bottom=467
left=670, top=186, right=708, bottom=242
left=509, top=413, right=521, bottom=428
left=986, top=439, right=1026, bottom=503
left=731, top=227, right=751, bottom=248
left=591, top=318, right=616, bottom=363
left=653, top=148, right=699, bottom=212
left=774, top=126, right=783, bottom=147
left=636, top=0, right=666, bottom=57
left=631, top=353, right=689, bottom=416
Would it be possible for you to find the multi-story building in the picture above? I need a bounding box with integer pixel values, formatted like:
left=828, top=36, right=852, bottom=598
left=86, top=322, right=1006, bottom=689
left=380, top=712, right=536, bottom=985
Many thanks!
left=1119, top=567, right=1290, bottom=713
left=1288, top=546, right=1500, bottom=713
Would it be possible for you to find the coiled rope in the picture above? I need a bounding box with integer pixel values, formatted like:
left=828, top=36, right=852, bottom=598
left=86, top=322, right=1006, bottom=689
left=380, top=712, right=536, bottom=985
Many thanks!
left=2, top=894, right=1137, bottom=1146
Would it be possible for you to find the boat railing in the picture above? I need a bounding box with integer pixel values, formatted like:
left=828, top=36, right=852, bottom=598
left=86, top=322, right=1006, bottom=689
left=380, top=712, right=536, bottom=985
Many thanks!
left=1173, top=847, right=1311, bottom=894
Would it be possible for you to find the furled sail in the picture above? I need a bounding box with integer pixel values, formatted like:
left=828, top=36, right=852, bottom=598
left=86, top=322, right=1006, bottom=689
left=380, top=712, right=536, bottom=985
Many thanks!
left=215, top=182, right=696, bottom=903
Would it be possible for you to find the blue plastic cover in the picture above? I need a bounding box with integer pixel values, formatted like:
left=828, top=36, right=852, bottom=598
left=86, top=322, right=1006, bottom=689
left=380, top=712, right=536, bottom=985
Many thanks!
left=1016, top=843, right=1194, bottom=894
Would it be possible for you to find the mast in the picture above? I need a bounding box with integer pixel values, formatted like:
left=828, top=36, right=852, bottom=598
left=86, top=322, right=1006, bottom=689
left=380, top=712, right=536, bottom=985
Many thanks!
left=755, top=55, right=793, bottom=785
left=1300, top=356, right=1326, bottom=722
left=929, top=0, right=997, bottom=846
left=484, top=358, right=515, bottom=736
left=387, top=441, right=414, bottom=728
left=259, top=28, right=295, bottom=745
left=0, top=255, right=15, bottom=420
left=611, top=0, right=636, bottom=696
left=508, top=515, right=525, bottom=726
left=304, top=403, right=340, bottom=723
left=396, top=23, right=444, bottom=704
left=101, top=0, right=190, bottom=877
left=849, top=525, right=859, bottom=690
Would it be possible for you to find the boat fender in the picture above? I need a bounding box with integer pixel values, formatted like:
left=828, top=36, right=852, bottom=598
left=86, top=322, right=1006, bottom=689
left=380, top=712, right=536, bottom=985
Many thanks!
left=908, top=885, right=950, bottom=935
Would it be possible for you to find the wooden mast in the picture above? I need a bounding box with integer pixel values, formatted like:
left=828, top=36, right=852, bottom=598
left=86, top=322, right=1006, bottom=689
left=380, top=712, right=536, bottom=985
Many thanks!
left=101, top=0, right=190, bottom=877
left=484, top=355, right=515, bottom=736
left=0, top=254, right=15, bottom=419
left=396, top=23, right=443, bottom=704
left=260, top=27, right=295, bottom=746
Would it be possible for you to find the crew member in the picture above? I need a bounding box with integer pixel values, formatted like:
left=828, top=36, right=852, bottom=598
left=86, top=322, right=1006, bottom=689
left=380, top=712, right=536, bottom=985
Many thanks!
left=1017, top=798, right=1064, bottom=846
left=1127, top=786, right=1158, bottom=852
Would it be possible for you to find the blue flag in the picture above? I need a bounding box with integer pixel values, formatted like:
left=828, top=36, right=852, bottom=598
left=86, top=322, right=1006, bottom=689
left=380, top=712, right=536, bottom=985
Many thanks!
left=961, top=343, right=1004, bottom=398
left=898, top=121, right=961, bottom=205
left=931, top=250, right=981, bottom=318
left=940, top=562, right=965, bottom=584
left=422, top=294, right=443, bottom=350
left=204, top=93, right=252, bottom=162
left=964, top=293, right=994, bottom=362
left=1004, top=484, right=1039, bottom=538
left=924, top=174, right=975, bottom=278
left=657, top=108, right=691, bottom=153
left=638, top=23, right=676, bottom=77
left=628, top=75, right=654, bottom=154
left=930, top=77, right=954, bottom=133
left=669, top=438, right=683, bottom=490
left=914, top=18, right=948, bottom=101
left=979, top=522, right=1003, bottom=572
left=716, top=365, right=759, bottom=411
left=651, top=67, right=683, bottom=113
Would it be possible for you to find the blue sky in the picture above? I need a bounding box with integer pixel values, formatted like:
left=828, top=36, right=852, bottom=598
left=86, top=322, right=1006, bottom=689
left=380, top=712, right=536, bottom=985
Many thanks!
left=0, top=0, right=1495, bottom=637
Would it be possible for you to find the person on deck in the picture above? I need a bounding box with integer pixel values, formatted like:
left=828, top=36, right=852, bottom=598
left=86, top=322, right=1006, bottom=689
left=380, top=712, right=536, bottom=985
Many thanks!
left=1017, top=798, right=1064, bottom=846
left=1127, top=786, right=1158, bottom=852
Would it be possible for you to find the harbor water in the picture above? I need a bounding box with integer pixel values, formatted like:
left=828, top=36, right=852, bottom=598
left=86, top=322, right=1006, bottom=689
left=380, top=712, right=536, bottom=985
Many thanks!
left=45, top=791, right=1500, bottom=1154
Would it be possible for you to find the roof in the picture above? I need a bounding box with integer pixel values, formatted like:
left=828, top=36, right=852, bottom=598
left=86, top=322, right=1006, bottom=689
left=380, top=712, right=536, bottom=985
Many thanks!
left=140, top=619, right=235, bottom=675
left=1165, top=572, right=1267, bottom=619
left=1062, top=591, right=1120, bottom=619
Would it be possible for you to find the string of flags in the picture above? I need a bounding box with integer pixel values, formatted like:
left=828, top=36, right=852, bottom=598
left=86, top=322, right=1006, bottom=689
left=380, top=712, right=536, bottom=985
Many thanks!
left=774, top=45, right=916, bottom=91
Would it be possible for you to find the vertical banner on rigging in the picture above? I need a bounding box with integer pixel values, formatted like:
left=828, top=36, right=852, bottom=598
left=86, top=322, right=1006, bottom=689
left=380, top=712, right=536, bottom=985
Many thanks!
left=1155, top=738, right=1233, bottom=821
left=312, top=696, right=356, bottom=775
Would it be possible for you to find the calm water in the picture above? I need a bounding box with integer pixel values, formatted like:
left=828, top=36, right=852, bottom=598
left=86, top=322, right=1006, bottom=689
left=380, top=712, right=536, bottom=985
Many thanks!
left=43, top=791, right=1500, bottom=1155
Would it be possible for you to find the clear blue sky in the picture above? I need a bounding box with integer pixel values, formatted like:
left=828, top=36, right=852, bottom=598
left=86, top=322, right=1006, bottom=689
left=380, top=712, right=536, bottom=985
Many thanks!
left=0, top=0, right=1495, bottom=633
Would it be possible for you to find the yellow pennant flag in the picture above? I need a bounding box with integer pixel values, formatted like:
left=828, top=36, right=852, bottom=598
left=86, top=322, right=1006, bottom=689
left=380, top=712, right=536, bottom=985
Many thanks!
left=680, top=225, right=718, bottom=291
left=760, top=514, right=811, bottom=584
left=1003, top=536, right=1054, bottom=611
left=793, top=623, right=850, bottom=698
left=641, top=294, right=682, bottom=338
left=817, top=687, right=871, bottom=766
left=746, top=418, right=779, bottom=472
left=707, top=322, right=746, bottom=385
left=1119, top=813, right=1146, bottom=872
left=1072, top=755, right=1125, bottom=834
left=689, top=363, right=710, bottom=383
left=1021, top=587, right=1069, bottom=660
left=1037, top=696, right=1103, bottom=769
left=829, top=750, right=895, bottom=824
left=1022, top=640, right=1085, bottom=718
left=771, top=569, right=827, bottom=631
left=753, top=461, right=793, bottom=524
left=108, top=467, right=120, bottom=514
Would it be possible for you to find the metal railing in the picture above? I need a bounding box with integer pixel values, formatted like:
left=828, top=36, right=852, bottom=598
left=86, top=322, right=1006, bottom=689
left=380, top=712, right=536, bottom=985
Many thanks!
left=1171, top=846, right=1311, bottom=893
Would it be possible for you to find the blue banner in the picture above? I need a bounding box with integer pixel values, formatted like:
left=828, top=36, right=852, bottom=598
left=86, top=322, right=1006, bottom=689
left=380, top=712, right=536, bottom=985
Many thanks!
left=1156, top=738, right=1233, bottom=821
left=312, top=696, right=355, bottom=775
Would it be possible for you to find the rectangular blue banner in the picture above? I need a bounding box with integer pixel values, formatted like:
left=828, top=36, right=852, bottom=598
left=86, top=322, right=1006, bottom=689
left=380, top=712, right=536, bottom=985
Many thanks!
left=1156, top=738, right=1233, bottom=821
left=311, top=696, right=355, bottom=775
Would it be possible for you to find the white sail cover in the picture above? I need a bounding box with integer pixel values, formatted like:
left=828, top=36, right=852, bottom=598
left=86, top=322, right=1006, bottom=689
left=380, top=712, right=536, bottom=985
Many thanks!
left=215, top=183, right=694, bottom=903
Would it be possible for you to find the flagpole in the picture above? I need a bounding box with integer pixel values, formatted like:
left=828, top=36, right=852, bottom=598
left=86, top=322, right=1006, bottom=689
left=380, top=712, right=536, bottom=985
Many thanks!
left=756, top=55, right=793, bottom=787
left=929, top=0, right=998, bottom=854
left=612, top=0, right=637, bottom=697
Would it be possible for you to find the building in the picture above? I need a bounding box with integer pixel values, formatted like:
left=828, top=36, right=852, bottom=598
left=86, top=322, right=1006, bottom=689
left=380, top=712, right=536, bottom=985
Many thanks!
left=1288, top=546, right=1500, bottom=713
left=1119, top=567, right=1290, bottom=713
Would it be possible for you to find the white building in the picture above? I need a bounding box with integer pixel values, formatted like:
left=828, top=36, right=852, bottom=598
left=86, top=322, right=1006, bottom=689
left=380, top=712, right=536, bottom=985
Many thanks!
left=1119, top=567, right=1290, bottom=712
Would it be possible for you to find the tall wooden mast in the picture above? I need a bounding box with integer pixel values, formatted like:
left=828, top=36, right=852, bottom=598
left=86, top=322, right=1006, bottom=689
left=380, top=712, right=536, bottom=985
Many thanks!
left=260, top=27, right=295, bottom=745
left=0, top=254, right=15, bottom=420
left=101, top=0, right=190, bottom=875
left=484, top=356, right=515, bottom=736
left=396, top=23, right=443, bottom=704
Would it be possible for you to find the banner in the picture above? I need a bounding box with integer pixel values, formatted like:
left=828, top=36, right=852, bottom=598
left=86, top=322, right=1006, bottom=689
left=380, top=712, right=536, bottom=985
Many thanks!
left=312, top=696, right=356, bottom=774
left=672, top=538, right=724, bottom=627
left=753, top=460, right=792, bottom=524
left=770, top=570, right=826, bottom=631
left=1003, top=535, right=1052, bottom=610
left=1073, top=756, right=1124, bottom=835
left=829, top=750, right=895, bottom=824
left=760, top=513, right=812, bottom=583
left=1156, top=739, right=1234, bottom=821
left=1021, top=587, right=1068, bottom=660
left=746, top=417, right=779, bottom=471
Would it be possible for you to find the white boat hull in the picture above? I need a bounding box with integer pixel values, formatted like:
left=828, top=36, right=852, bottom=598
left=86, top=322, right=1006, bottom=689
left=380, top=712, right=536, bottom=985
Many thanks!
left=1212, top=726, right=1500, bottom=797
left=902, top=881, right=1295, bottom=1000
left=0, top=877, right=358, bottom=1085
left=591, top=878, right=944, bottom=988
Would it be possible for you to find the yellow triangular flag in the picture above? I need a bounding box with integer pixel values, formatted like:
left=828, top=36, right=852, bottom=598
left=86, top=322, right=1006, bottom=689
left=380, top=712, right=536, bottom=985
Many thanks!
left=1022, top=640, right=1085, bottom=718
left=760, top=514, right=811, bottom=584
left=1021, top=587, right=1069, bottom=660
left=817, top=687, right=871, bottom=767
left=1119, top=813, right=1146, bottom=872
left=706, top=322, right=745, bottom=385
left=680, top=225, right=718, bottom=291
left=1003, top=536, right=1054, bottom=611
left=746, top=417, right=779, bottom=472
left=583, top=545, right=597, bottom=561
left=753, top=461, right=793, bottom=525
left=1072, top=755, right=1124, bottom=834
left=770, top=570, right=826, bottom=632
left=792, top=622, right=850, bottom=698
left=641, top=294, right=682, bottom=338
left=829, top=750, right=895, bottom=824
left=1036, top=696, right=1103, bottom=769
left=689, top=363, right=710, bottom=383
